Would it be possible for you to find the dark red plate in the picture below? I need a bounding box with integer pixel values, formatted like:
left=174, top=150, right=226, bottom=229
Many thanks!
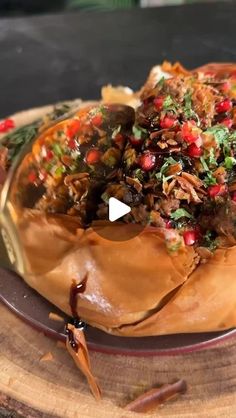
left=0, top=267, right=235, bottom=356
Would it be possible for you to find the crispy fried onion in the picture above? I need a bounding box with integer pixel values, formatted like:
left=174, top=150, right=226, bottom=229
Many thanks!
left=66, top=324, right=101, bottom=400
left=163, top=172, right=206, bottom=203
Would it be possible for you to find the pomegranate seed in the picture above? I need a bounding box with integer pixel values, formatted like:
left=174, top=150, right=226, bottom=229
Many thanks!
left=181, top=121, right=199, bottom=143
left=28, top=171, right=37, bottom=183
left=183, top=230, right=197, bottom=246
left=221, top=118, right=233, bottom=129
left=114, top=133, right=124, bottom=143
left=67, top=119, right=81, bottom=139
left=0, top=122, right=7, bottom=133
left=216, top=98, right=232, bottom=113
left=165, top=220, right=172, bottom=229
left=221, top=82, right=231, bottom=93
left=160, top=116, right=175, bottom=129
left=45, top=149, right=54, bottom=161
left=153, top=96, right=164, bottom=111
left=139, top=152, right=156, bottom=171
left=91, top=114, right=103, bottom=127
left=5, top=118, right=15, bottom=129
left=187, top=143, right=203, bottom=157
left=86, top=148, right=102, bottom=165
left=0, top=118, right=15, bottom=133
left=232, top=192, right=236, bottom=202
left=68, top=138, right=77, bottom=150
left=129, top=135, right=143, bottom=147
left=208, top=184, right=227, bottom=197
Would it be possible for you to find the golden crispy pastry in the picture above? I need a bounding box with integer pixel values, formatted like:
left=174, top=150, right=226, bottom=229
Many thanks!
left=1, top=62, right=236, bottom=338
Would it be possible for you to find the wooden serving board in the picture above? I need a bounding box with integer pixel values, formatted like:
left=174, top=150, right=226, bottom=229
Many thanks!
left=0, top=303, right=236, bottom=418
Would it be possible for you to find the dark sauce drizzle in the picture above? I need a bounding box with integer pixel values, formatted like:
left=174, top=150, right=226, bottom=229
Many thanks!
left=66, top=276, right=87, bottom=351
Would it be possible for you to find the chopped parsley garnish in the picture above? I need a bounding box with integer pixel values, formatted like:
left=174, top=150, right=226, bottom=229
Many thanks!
left=200, top=156, right=209, bottom=172
left=205, top=125, right=229, bottom=147
left=52, top=143, right=63, bottom=157
left=155, top=156, right=178, bottom=181
left=162, top=95, right=178, bottom=114
left=170, top=208, right=193, bottom=220
left=183, top=90, right=200, bottom=124
left=224, top=156, right=236, bottom=170
left=132, top=125, right=147, bottom=139
left=203, top=171, right=217, bottom=186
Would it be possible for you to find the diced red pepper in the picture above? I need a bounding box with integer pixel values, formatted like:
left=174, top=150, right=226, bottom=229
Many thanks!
left=153, top=96, right=164, bottom=111
left=220, top=118, right=233, bottom=129
left=91, top=114, right=103, bottom=127
left=208, top=184, right=227, bottom=197
left=215, top=98, right=232, bottom=113
left=139, top=152, right=156, bottom=171
left=67, top=119, right=81, bottom=139
left=183, top=230, right=197, bottom=246
left=186, top=143, right=203, bottom=158
left=160, top=116, right=175, bottom=129
left=86, top=148, right=102, bottom=165
left=181, top=121, right=199, bottom=143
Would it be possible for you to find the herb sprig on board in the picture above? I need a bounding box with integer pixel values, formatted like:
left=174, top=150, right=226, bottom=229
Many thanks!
left=0, top=103, right=76, bottom=167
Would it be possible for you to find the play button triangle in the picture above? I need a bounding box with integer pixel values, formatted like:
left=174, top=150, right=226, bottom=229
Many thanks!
left=108, top=197, right=131, bottom=222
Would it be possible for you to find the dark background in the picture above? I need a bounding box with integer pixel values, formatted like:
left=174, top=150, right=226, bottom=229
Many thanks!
left=0, top=1, right=236, bottom=118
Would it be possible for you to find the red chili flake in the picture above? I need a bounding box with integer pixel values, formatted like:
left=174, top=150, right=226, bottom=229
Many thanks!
left=183, top=230, right=197, bottom=246
left=68, top=138, right=77, bottom=150
left=220, top=118, right=233, bottom=129
left=86, top=148, right=102, bottom=165
left=67, top=119, right=81, bottom=139
left=208, top=184, right=227, bottom=197
left=186, top=143, right=203, bottom=158
left=28, top=171, right=37, bottom=183
left=91, top=114, right=103, bottom=127
left=0, top=118, right=15, bottom=133
left=181, top=121, right=198, bottom=143
left=139, top=152, right=156, bottom=171
left=216, top=98, right=232, bottom=113
left=153, top=96, right=164, bottom=111
left=160, top=116, right=175, bottom=129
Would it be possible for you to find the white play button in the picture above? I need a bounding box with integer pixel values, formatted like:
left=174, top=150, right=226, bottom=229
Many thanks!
left=108, top=197, right=131, bottom=222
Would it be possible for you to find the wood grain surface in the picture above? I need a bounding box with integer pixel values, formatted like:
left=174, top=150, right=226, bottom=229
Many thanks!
left=0, top=304, right=236, bottom=418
